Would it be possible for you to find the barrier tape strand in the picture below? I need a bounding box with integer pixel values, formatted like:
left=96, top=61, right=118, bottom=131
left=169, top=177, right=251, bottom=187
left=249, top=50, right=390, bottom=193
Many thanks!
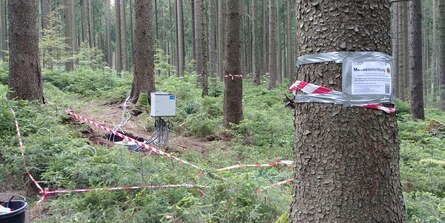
left=216, top=160, right=293, bottom=172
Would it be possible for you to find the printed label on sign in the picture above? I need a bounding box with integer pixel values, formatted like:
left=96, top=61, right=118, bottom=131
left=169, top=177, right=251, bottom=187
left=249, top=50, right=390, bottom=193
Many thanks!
left=169, top=95, right=176, bottom=100
left=351, top=61, right=391, bottom=95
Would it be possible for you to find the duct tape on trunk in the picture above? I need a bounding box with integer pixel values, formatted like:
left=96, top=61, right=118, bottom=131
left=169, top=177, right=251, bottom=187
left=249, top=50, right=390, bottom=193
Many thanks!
left=294, top=52, right=395, bottom=110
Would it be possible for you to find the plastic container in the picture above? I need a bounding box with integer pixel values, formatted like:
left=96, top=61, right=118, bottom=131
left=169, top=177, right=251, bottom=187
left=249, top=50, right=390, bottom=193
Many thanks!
left=0, top=194, right=27, bottom=223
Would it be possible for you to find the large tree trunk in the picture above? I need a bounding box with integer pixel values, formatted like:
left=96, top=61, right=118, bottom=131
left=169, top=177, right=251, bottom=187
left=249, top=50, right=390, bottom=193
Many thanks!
left=223, top=0, right=243, bottom=128
left=290, top=1, right=405, bottom=222
left=8, top=0, right=44, bottom=103
left=176, top=0, right=184, bottom=77
left=267, top=0, right=277, bottom=89
left=409, top=0, right=424, bottom=119
left=63, top=0, right=75, bottom=71
left=440, top=0, right=445, bottom=110
left=130, top=0, right=155, bottom=103
left=115, top=0, right=122, bottom=74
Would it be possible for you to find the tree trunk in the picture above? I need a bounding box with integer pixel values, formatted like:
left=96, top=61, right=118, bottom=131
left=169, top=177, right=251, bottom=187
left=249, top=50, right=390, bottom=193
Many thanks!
left=287, top=0, right=292, bottom=80
left=81, top=0, right=89, bottom=44
left=131, top=0, right=155, bottom=103
left=223, top=0, right=243, bottom=128
left=267, top=0, right=277, bottom=89
left=8, top=0, right=44, bottom=103
left=398, top=4, right=405, bottom=100
left=440, top=0, right=445, bottom=110
left=290, top=1, right=405, bottom=222
left=217, top=0, right=224, bottom=81
left=195, top=0, right=203, bottom=76
left=191, top=0, right=196, bottom=61
left=208, top=0, right=216, bottom=77
left=200, top=0, right=208, bottom=97
left=409, top=0, right=424, bottom=119
left=0, top=0, right=4, bottom=60
left=88, top=0, right=94, bottom=47
left=63, top=0, right=75, bottom=71
left=41, top=0, right=50, bottom=34
left=432, top=0, right=438, bottom=104
left=403, top=2, right=410, bottom=100
left=121, top=0, right=128, bottom=71
left=392, top=3, right=399, bottom=98
left=115, top=0, right=122, bottom=74
left=1, top=0, right=8, bottom=57
left=252, top=0, right=260, bottom=85
left=176, top=0, right=184, bottom=77
left=263, top=0, right=268, bottom=77
left=105, top=0, right=112, bottom=67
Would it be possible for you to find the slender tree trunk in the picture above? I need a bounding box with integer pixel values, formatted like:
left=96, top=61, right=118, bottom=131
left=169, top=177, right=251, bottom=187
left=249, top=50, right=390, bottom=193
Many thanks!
left=252, top=0, right=260, bottom=85
left=223, top=0, right=243, bottom=127
left=392, top=3, right=399, bottom=98
left=8, top=0, right=44, bottom=102
left=287, top=0, right=292, bottom=80
left=290, top=1, right=405, bottom=221
left=191, top=0, right=196, bottom=61
left=131, top=0, right=155, bottom=102
left=176, top=0, right=184, bottom=77
left=217, top=0, right=224, bottom=81
left=41, top=0, right=50, bottom=34
left=154, top=0, right=159, bottom=41
left=409, top=0, right=424, bottom=119
left=105, top=0, right=112, bottom=67
left=88, top=0, right=94, bottom=47
left=403, top=2, right=410, bottom=100
left=268, top=0, right=277, bottom=89
left=0, top=0, right=3, bottom=60
left=201, top=0, right=208, bottom=97
left=115, top=0, right=122, bottom=74
left=208, top=0, right=216, bottom=77
left=440, top=0, right=445, bottom=110
left=398, top=4, right=405, bottom=100
left=423, top=22, right=429, bottom=104
left=263, top=0, right=268, bottom=79
left=432, top=0, right=438, bottom=104
left=129, top=0, right=134, bottom=69
left=63, top=0, right=75, bottom=71
left=121, top=0, right=128, bottom=71
left=195, top=0, right=203, bottom=76
left=81, top=0, right=89, bottom=44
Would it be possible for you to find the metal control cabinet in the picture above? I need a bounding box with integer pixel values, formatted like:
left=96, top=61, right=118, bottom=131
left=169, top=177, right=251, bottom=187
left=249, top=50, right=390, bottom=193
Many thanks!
left=150, top=92, right=176, bottom=117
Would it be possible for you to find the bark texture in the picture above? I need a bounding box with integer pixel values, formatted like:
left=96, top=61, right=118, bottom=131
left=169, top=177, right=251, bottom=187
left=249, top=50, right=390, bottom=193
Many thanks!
left=200, top=0, right=208, bottom=97
left=290, top=1, right=405, bottom=222
left=121, top=0, right=128, bottom=71
left=268, top=0, right=277, bottom=89
left=176, top=0, right=184, bottom=77
left=223, top=0, right=243, bottom=127
left=115, top=0, right=122, bottom=73
left=0, top=0, right=3, bottom=59
left=130, top=0, right=155, bottom=103
left=409, top=0, right=424, bottom=119
left=8, top=0, right=44, bottom=102
left=440, top=0, right=445, bottom=110
left=63, top=0, right=75, bottom=71
left=105, top=0, right=112, bottom=66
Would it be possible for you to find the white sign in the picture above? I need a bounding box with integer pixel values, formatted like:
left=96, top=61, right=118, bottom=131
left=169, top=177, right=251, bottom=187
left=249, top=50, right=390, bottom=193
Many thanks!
left=351, top=61, right=392, bottom=95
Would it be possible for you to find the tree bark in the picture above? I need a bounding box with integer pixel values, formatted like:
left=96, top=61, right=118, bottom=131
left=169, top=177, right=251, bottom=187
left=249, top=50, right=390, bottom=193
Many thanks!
left=409, top=0, right=424, bottom=119
left=88, top=0, right=94, bottom=47
left=81, top=0, right=89, bottom=44
left=63, top=0, right=75, bottom=71
left=195, top=0, right=203, bottom=76
left=105, top=0, right=112, bottom=67
left=121, top=0, right=128, bottom=71
left=217, top=0, right=224, bottom=81
left=287, top=0, right=293, bottom=80
left=391, top=3, right=399, bottom=98
left=398, top=4, right=405, bottom=100
left=403, top=2, right=410, bottom=100
left=440, top=0, right=445, bottom=110
left=267, top=0, right=277, bottom=89
left=432, top=0, right=438, bottom=104
left=41, top=0, right=50, bottom=34
left=0, top=0, right=4, bottom=60
left=208, top=0, right=216, bottom=77
left=200, top=0, right=208, bottom=97
left=223, top=0, right=243, bottom=128
left=191, top=0, right=196, bottom=61
left=252, top=0, right=260, bottom=85
left=290, top=1, right=405, bottom=222
left=131, top=0, right=155, bottom=103
left=176, top=0, right=184, bottom=77
left=115, top=0, right=122, bottom=74
left=8, top=0, right=44, bottom=103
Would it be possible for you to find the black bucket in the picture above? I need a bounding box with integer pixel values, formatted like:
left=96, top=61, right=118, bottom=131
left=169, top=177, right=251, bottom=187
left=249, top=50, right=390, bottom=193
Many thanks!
left=0, top=194, right=27, bottom=223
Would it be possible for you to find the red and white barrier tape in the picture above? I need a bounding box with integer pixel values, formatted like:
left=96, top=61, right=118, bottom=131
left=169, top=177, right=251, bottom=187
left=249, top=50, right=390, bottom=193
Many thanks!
left=225, top=74, right=243, bottom=80
left=10, top=108, right=204, bottom=205
left=216, top=160, right=293, bottom=172
left=257, top=178, right=293, bottom=192
left=10, top=108, right=46, bottom=195
left=288, top=80, right=396, bottom=113
left=65, top=110, right=204, bottom=171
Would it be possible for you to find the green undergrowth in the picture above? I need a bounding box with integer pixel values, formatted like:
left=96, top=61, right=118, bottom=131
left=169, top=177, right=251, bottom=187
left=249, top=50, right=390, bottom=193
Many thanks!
left=0, top=63, right=444, bottom=222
